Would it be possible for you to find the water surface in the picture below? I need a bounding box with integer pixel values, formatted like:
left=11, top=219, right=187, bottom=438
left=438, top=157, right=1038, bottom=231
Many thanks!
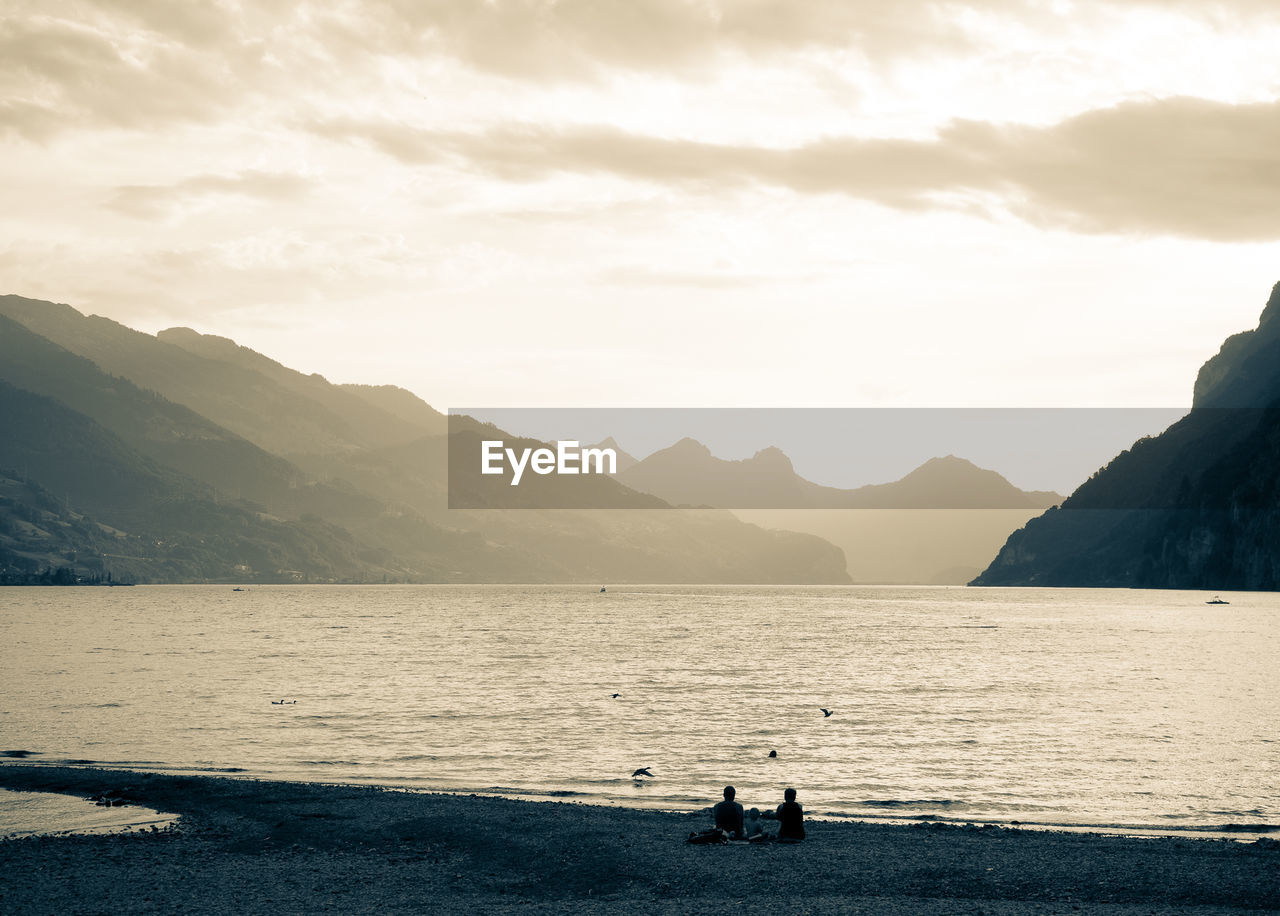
left=2, top=585, right=1276, bottom=837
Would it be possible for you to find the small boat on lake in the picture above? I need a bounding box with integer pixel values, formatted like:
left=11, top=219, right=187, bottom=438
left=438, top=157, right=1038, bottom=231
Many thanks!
left=1206, top=596, right=1230, bottom=605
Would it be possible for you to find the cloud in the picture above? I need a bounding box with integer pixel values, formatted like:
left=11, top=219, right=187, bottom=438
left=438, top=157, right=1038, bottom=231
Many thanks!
left=312, top=95, right=1280, bottom=241
left=308, top=117, right=450, bottom=167
left=0, top=17, right=249, bottom=140
left=596, top=265, right=772, bottom=289
left=105, top=171, right=314, bottom=219
left=332, top=0, right=1280, bottom=80
left=0, top=228, right=430, bottom=327
left=83, top=0, right=237, bottom=48
left=972, top=97, right=1280, bottom=239
left=6, top=0, right=1280, bottom=145
left=0, top=100, right=65, bottom=143
left=340, top=0, right=978, bottom=78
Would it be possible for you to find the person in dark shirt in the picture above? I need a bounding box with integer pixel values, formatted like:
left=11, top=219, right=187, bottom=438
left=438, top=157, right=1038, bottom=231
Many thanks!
left=712, top=785, right=745, bottom=839
left=776, top=787, right=805, bottom=842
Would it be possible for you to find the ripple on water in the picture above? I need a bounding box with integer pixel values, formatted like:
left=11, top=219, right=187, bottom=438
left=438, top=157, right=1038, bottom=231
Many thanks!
left=2, top=584, right=1277, bottom=830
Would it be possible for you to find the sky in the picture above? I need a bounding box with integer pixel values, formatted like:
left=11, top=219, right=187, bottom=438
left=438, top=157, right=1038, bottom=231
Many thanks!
left=3, top=0, right=1279, bottom=411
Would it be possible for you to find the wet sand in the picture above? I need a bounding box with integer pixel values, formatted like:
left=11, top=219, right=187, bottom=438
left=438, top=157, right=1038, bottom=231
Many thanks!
left=1, top=766, right=1277, bottom=914
left=0, top=787, right=177, bottom=839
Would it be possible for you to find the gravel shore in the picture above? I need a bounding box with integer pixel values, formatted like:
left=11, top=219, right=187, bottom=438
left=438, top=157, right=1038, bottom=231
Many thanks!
left=1, top=766, right=1277, bottom=914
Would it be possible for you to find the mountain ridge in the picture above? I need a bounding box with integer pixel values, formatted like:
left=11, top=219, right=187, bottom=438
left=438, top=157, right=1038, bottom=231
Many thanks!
left=0, top=295, right=851, bottom=584
left=973, top=280, right=1280, bottom=589
left=618, top=440, right=1061, bottom=509
left=0, top=295, right=429, bottom=457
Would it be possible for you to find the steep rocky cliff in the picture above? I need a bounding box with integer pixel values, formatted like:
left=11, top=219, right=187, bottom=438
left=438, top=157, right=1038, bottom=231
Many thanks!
left=972, top=282, right=1280, bottom=590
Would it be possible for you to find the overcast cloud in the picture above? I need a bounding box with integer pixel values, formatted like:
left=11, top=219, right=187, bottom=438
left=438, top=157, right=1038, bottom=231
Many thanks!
left=312, top=95, right=1280, bottom=241
left=105, top=171, right=314, bottom=220
left=2, top=0, right=1279, bottom=407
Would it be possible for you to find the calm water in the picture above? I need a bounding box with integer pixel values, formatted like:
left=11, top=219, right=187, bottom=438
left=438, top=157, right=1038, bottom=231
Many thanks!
left=2, top=585, right=1277, bottom=836
left=0, top=788, right=175, bottom=838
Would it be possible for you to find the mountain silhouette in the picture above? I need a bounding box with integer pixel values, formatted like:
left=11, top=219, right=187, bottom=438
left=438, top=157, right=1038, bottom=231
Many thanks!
left=973, top=281, right=1280, bottom=589
left=611, top=440, right=1060, bottom=583
left=339, top=383, right=447, bottom=437
left=618, top=440, right=1060, bottom=509
left=0, top=312, right=374, bottom=519
left=587, top=437, right=639, bottom=473
left=0, top=378, right=375, bottom=583
left=156, top=325, right=445, bottom=450
left=0, top=296, right=435, bottom=458
left=0, top=295, right=850, bottom=584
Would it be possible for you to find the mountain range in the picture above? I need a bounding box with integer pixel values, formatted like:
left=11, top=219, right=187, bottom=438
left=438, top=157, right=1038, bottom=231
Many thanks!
left=600, top=440, right=1061, bottom=585
left=0, top=294, right=849, bottom=584
left=616, top=441, right=1060, bottom=509
left=973, top=281, right=1280, bottom=589
left=9, top=281, right=1271, bottom=589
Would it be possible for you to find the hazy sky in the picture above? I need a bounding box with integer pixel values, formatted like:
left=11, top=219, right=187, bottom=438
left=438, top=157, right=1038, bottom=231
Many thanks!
left=3, top=1, right=1278, bottom=409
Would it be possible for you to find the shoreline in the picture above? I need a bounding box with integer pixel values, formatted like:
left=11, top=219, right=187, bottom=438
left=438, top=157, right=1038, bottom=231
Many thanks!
left=4, top=758, right=1277, bottom=845
left=1, top=766, right=1277, bottom=914
left=0, top=787, right=177, bottom=839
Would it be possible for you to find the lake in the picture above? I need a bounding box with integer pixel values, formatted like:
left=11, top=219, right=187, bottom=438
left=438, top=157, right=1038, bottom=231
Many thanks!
left=1, top=584, right=1276, bottom=837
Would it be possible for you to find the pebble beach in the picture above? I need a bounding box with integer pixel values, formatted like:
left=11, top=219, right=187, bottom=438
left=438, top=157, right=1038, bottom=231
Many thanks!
left=1, top=766, right=1277, bottom=914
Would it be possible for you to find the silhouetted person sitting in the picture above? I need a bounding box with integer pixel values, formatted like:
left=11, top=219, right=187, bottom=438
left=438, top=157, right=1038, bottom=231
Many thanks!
left=745, top=806, right=770, bottom=841
left=776, top=787, right=805, bottom=842
left=713, top=785, right=745, bottom=839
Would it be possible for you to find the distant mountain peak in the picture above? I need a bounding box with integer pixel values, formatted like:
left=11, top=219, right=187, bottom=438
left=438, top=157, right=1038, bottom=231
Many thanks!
left=584, top=436, right=638, bottom=473
left=908, top=455, right=989, bottom=477
left=920, top=454, right=973, bottom=468
left=1193, top=280, right=1280, bottom=407
left=750, top=445, right=793, bottom=470
left=159, top=326, right=232, bottom=346
left=1259, top=279, right=1280, bottom=329
left=668, top=437, right=713, bottom=456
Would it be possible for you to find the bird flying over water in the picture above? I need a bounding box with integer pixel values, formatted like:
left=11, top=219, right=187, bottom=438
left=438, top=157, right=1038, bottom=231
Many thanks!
left=632, top=767, right=653, bottom=778
left=610, top=693, right=621, bottom=698
left=821, top=708, right=834, bottom=717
